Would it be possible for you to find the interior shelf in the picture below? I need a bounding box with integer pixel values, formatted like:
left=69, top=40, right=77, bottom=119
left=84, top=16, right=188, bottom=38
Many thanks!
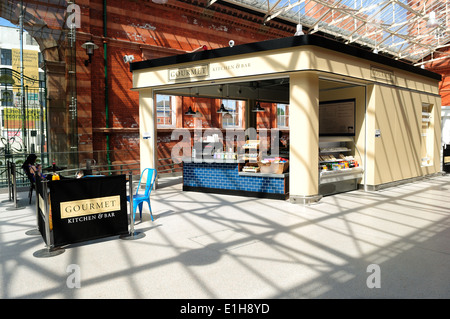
left=318, top=136, right=363, bottom=194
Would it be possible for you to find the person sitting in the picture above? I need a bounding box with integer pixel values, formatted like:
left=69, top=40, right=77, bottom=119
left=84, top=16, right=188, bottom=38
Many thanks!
left=21, top=154, right=43, bottom=204
left=22, top=153, right=44, bottom=182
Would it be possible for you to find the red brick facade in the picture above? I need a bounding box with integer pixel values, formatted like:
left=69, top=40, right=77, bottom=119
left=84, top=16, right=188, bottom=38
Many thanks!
left=74, top=0, right=293, bottom=169
left=427, top=48, right=450, bottom=107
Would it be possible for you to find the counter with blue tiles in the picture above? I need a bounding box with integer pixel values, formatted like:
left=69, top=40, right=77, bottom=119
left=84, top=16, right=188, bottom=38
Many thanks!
left=183, top=161, right=289, bottom=200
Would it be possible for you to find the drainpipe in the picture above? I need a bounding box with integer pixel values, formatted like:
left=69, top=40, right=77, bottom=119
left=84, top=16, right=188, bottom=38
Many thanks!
left=103, top=0, right=112, bottom=169
left=20, top=0, right=26, bottom=153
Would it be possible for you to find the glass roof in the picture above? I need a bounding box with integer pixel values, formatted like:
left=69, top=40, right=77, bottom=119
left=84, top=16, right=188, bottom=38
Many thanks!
left=222, top=0, right=450, bottom=65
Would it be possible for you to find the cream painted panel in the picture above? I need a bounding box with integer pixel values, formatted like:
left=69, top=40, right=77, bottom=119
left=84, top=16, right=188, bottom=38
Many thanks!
left=374, top=86, right=412, bottom=184
left=373, top=85, right=440, bottom=185
left=311, top=47, right=440, bottom=94
left=290, top=72, right=319, bottom=196
left=365, top=85, right=376, bottom=186
left=133, top=48, right=313, bottom=89
left=139, top=89, right=156, bottom=172
left=133, top=45, right=440, bottom=98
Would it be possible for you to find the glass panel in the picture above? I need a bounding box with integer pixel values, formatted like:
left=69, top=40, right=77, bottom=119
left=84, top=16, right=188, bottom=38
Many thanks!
left=156, top=94, right=175, bottom=127
left=1, top=49, right=12, bottom=66
left=421, top=103, right=433, bottom=166
left=222, top=99, right=242, bottom=128
left=277, top=103, right=289, bottom=128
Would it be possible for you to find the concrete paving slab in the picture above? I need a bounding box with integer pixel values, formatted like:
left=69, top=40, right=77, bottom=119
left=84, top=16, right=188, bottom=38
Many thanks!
left=1, top=175, right=449, bottom=299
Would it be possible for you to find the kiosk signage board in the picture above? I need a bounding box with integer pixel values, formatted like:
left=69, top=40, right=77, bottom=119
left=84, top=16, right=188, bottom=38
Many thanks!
left=49, top=175, right=128, bottom=246
left=319, top=99, right=356, bottom=136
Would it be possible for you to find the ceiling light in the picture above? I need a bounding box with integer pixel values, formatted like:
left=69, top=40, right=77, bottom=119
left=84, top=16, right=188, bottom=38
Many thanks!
left=252, top=101, right=265, bottom=112
left=184, top=88, right=196, bottom=116
left=223, top=112, right=232, bottom=119
left=252, top=82, right=265, bottom=112
left=185, top=106, right=196, bottom=116
left=217, top=85, right=229, bottom=113
left=427, top=11, right=439, bottom=28
left=217, top=103, right=229, bottom=113
left=294, top=24, right=304, bottom=36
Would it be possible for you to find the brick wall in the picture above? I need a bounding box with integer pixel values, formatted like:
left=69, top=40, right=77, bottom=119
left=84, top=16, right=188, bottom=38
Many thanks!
left=75, top=0, right=293, bottom=169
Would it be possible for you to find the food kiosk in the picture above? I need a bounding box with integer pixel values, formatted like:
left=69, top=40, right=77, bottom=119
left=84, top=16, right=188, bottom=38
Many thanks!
left=131, top=35, right=442, bottom=204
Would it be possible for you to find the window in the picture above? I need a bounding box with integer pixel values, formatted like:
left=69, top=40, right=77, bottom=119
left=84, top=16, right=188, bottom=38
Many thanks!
left=38, top=52, right=44, bottom=67
left=421, top=103, right=433, bottom=166
left=39, top=72, right=45, bottom=88
left=1, top=90, right=13, bottom=107
left=277, top=103, right=289, bottom=128
left=1, top=49, right=12, bottom=66
left=156, top=95, right=176, bottom=127
left=0, top=68, right=13, bottom=86
left=221, top=99, right=243, bottom=128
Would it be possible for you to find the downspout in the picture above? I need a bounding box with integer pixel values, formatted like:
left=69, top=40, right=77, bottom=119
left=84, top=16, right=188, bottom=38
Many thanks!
left=103, top=0, right=112, bottom=170
left=20, top=0, right=26, bottom=153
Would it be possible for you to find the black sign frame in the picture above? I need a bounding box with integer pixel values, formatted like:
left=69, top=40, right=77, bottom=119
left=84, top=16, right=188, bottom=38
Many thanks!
left=49, top=175, right=128, bottom=247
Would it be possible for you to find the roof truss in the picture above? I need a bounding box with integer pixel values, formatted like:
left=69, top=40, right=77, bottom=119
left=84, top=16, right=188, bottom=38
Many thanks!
left=225, top=0, right=450, bottom=64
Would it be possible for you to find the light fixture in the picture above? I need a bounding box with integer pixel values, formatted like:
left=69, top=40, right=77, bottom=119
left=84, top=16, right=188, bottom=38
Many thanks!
left=81, top=41, right=99, bottom=66
left=184, top=88, right=196, bottom=116
left=217, top=103, right=229, bottom=113
left=123, top=55, right=135, bottom=63
left=294, top=24, right=304, bottom=36
left=294, top=6, right=304, bottom=36
left=252, top=82, right=265, bottom=112
left=223, top=112, right=232, bottom=119
left=185, top=106, right=196, bottom=115
left=192, top=87, right=202, bottom=117
left=252, top=101, right=265, bottom=112
left=427, top=11, right=439, bottom=28
left=373, top=48, right=378, bottom=54
left=152, top=0, right=168, bottom=3
left=217, top=85, right=229, bottom=113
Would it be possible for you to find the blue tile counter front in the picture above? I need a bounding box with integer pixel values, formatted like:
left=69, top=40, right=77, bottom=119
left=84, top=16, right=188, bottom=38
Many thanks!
left=183, top=161, right=289, bottom=200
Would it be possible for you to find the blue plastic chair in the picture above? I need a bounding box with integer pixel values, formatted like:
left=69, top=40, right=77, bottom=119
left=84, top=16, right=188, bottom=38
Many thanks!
left=127, top=168, right=157, bottom=222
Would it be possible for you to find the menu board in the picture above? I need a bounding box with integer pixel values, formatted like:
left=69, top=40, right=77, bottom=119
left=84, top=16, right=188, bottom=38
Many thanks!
left=319, top=99, right=355, bottom=136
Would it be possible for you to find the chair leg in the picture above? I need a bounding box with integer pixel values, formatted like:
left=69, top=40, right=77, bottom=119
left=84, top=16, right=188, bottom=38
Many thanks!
left=138, top=202, right=144, bottom=220
left=131, top=200, right=154, bottom=222
left=147, top=200, right=154, bottom=221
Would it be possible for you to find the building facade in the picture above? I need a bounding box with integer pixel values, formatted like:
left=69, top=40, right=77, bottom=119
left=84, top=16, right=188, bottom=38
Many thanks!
left=0, top=25, right=45, bottom=157
left=0, top=0, right=447, bottom=178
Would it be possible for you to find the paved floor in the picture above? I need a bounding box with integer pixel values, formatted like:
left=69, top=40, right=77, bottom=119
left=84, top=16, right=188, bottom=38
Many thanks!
left=1, top=174, right=450, bottom=299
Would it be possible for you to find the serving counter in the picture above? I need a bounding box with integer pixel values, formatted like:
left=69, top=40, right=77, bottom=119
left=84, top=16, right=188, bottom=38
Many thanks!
left=182, top=159, right=289, bottom=200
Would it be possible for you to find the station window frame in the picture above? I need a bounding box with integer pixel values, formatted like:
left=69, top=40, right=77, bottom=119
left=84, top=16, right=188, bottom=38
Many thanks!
left=221, top=99, right=243, bottom=128
left=276, top=103, right=289, bottom=129
left=156, top=94, right=176, bottom=128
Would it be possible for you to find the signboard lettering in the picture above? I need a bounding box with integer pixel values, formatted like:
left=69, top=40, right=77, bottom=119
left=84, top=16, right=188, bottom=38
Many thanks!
left=60, top=195, right=121, bottom=219
left=169, top=65, right=209, bottom=81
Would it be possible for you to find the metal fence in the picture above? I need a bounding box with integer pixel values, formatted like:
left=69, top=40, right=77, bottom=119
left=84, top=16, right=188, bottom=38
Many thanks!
left=0, top=150, right=141, bottom=190
left=1, top=150, right=185, bottom=191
